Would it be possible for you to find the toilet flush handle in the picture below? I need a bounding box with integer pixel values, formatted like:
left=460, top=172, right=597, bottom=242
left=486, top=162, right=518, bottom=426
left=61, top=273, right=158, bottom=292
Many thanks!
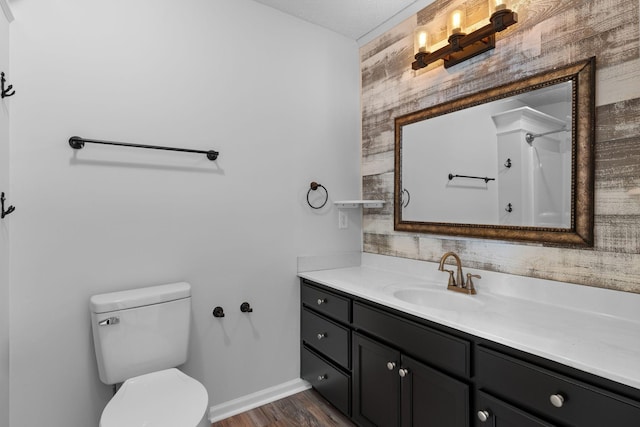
left=98, top=317, right=120, bottom=326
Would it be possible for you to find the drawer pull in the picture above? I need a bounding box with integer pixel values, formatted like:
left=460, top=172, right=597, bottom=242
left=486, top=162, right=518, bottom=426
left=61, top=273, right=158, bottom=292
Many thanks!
left=317, top=332, right=327, bottom=340
left=317, top=374, right=327, bottom=381
left=477, top=410, right=491, bottom=422
left=398, top=368, right=409, bottom=378
left=317, top=298, right=327, bottom=305
left=550, top=393, right=565, bottom=408
left=386, top=362, right=396, bottom=370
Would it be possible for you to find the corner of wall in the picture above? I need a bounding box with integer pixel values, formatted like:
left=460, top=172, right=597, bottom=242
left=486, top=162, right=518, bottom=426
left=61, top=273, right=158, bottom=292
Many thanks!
left=0, top=0, right=14, bottom=23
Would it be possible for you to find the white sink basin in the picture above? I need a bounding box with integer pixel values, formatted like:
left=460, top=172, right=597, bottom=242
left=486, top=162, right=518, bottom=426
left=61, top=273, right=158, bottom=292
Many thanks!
left=392, top=287, right=484, bottom=310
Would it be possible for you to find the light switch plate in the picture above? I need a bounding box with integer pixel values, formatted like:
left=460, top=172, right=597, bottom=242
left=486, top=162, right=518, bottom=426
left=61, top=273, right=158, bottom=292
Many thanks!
left=338, top=209, right=348, bottom=229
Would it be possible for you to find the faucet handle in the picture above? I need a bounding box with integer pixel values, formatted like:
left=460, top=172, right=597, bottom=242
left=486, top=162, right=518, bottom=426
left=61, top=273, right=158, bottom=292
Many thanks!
left=466, top=273, right=481, bottom=292
left=443, top=269, right=456, bottom=287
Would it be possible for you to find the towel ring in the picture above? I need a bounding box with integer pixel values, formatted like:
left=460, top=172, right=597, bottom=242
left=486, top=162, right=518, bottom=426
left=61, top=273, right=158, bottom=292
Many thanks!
left=307, top=182, right=328, bottom=209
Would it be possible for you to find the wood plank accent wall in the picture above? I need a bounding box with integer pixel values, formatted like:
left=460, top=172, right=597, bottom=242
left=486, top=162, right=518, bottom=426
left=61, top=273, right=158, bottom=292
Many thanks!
left=360, top=0, right=640, bottom=293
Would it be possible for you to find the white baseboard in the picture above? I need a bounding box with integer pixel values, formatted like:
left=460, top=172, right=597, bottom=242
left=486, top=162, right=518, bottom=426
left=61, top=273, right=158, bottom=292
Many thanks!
left=207, top=378, right=311, bottom=423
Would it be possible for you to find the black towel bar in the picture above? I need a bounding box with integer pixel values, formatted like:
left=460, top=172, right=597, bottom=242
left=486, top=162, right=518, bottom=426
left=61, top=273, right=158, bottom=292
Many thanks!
left=448, top=173, right=495, bottom=183
left=69, top=136, right=219, bottom=161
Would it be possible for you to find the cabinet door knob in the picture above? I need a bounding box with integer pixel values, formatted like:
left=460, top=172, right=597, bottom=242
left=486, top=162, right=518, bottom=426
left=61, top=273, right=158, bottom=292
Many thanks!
left=477, top=410, right=490, bottom=422
left=398, top=368, right=409, bottom=378
left=317, top=332, right=327, bottom=340
left=317, top=298, right=326, bottom=305
left=386, top=362, right=396, bottom=371
left=550, top=393, right=565, bottom=408
left=317, top=374, right=327, bottom=381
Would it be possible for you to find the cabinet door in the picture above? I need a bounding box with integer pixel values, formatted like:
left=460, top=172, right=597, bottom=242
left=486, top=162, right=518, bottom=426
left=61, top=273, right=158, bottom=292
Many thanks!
left=475, top=391, right=555, bottom=427
left=401, top=354, right=470, bottom=427
left=353, top=333, right=401, bottom=427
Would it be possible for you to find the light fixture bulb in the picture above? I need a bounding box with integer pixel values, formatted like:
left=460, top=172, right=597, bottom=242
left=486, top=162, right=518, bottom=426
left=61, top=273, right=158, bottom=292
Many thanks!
left=414, top=26, right=430, bottom=54
left=490, top=0, right=507, bottom=14
left=418, top=32, right=428, bottom=52
left=449, top=9, right=465, bottom=35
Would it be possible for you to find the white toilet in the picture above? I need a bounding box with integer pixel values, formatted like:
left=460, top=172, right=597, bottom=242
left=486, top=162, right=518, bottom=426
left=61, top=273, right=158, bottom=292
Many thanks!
left=90, top=282, right=209, bottom=427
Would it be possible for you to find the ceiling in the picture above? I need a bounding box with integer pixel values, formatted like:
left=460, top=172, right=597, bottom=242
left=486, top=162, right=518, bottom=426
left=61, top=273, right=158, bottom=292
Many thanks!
left=251, top=0, right=428, bottom=42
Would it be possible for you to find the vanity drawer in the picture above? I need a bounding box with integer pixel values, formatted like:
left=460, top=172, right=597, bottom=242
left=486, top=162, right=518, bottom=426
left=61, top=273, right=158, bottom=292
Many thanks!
left=301, top=281, right=351, bottom=324
left=301, top=308, right=350, bottom=368
left=476, top=347, right=640, bottom=427
left=353, top=302, right=470, bottom=378
left=475, top=390, right=555, bottom=427
left=301, top=346, right=350, bottom=416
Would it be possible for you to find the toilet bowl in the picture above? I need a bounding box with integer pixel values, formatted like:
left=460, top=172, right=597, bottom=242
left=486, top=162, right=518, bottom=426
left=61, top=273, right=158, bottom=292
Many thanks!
left=100, top=369, right=209, bottom=427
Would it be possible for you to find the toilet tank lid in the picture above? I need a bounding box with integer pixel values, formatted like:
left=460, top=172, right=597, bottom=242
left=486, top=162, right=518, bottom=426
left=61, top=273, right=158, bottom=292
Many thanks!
left=90, top=282, right=191, bottom=314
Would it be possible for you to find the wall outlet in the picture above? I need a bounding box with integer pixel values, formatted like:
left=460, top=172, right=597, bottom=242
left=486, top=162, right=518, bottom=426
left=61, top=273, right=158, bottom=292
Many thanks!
left=338, top=209, right=348, bottom=229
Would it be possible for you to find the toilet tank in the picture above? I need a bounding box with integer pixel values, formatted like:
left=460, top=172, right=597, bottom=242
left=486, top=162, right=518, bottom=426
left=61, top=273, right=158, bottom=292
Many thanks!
left=90, top=282, right=192, bottom=385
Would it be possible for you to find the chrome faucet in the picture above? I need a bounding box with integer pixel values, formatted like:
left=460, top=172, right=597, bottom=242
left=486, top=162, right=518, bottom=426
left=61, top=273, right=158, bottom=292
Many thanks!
left=438, top=251, right=479, bottom=295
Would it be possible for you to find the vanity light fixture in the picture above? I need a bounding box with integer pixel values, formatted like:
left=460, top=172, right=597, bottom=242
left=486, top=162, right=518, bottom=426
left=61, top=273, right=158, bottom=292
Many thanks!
left=412, top=0, right=517, bottom=70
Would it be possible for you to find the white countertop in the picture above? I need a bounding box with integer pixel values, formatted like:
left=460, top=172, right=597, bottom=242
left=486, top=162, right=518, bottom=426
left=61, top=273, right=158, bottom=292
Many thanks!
left=298, top=253, right=640, bottom=390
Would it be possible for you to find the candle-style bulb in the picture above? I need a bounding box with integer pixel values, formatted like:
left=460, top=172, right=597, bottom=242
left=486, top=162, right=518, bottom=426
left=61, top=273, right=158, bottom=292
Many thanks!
left=414, top=26, right=430, bottom=54
left=490, top=0, right=507, bottom=14
left=418, top=32, right=428, bottom=52
left=449, top=9, right=465, bottom=35
left=453, top=12, right=461, bottom=29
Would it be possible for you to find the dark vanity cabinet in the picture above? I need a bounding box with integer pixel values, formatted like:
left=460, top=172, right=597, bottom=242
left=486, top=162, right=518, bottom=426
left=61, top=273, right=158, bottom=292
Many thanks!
left=300, top=279, right=640, bottom=427
left=475, top=346, right=640, bottom=427
left=352, top=302, right=470, bottom=427
left=353, top=333, right=469, bottom=427
left=300, top=281, right=352, bottom=415
left=300, top=280, right=470, bottom=425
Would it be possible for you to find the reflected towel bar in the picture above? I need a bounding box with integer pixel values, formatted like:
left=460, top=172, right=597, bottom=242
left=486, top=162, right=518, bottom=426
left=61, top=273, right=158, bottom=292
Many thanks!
left=68, top=136, right=219, bottom=161
left=448, top=173, right=495, bottom=183
left=525, top=128, right=569, bottom=145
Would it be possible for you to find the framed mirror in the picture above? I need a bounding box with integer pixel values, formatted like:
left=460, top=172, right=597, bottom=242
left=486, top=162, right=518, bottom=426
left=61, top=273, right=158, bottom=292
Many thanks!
left=394, top=57, right=595, bottom=246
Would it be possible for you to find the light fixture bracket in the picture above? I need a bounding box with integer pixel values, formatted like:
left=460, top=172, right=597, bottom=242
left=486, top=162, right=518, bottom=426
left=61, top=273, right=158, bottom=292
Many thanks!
left=412, top=9, right=517, bottom=70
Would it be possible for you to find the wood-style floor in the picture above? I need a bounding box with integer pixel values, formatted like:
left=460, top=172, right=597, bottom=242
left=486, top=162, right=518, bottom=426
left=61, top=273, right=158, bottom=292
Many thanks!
left=210, top=389, right=356, bottom=427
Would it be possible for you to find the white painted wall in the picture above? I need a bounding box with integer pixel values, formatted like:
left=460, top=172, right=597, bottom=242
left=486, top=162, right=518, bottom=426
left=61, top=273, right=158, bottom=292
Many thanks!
left=8, top=0, right=361, bottom=426
left=401, top=102, right=500, bottom=224
left=0, top=2, right=11, bottom=426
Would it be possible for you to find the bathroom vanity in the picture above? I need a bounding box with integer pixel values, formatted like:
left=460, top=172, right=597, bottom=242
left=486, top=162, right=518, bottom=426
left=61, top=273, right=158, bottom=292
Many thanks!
left=298, top=255, right=640, bottom=426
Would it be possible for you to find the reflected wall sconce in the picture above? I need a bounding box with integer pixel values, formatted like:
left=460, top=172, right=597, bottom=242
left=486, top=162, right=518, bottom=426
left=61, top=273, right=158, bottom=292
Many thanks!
left=412, top=0, right=517, bottom=70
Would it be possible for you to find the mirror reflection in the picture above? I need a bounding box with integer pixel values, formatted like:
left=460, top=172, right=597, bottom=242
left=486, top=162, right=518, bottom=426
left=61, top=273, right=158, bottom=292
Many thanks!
left=400, top=81, right=572, bottom=228
left=394, top=57, right=595, bottom=246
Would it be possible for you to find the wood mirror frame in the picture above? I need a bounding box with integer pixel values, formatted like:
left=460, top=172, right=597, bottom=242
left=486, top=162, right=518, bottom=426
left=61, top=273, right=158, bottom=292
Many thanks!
left=394, top=57, right=595, bottom=246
